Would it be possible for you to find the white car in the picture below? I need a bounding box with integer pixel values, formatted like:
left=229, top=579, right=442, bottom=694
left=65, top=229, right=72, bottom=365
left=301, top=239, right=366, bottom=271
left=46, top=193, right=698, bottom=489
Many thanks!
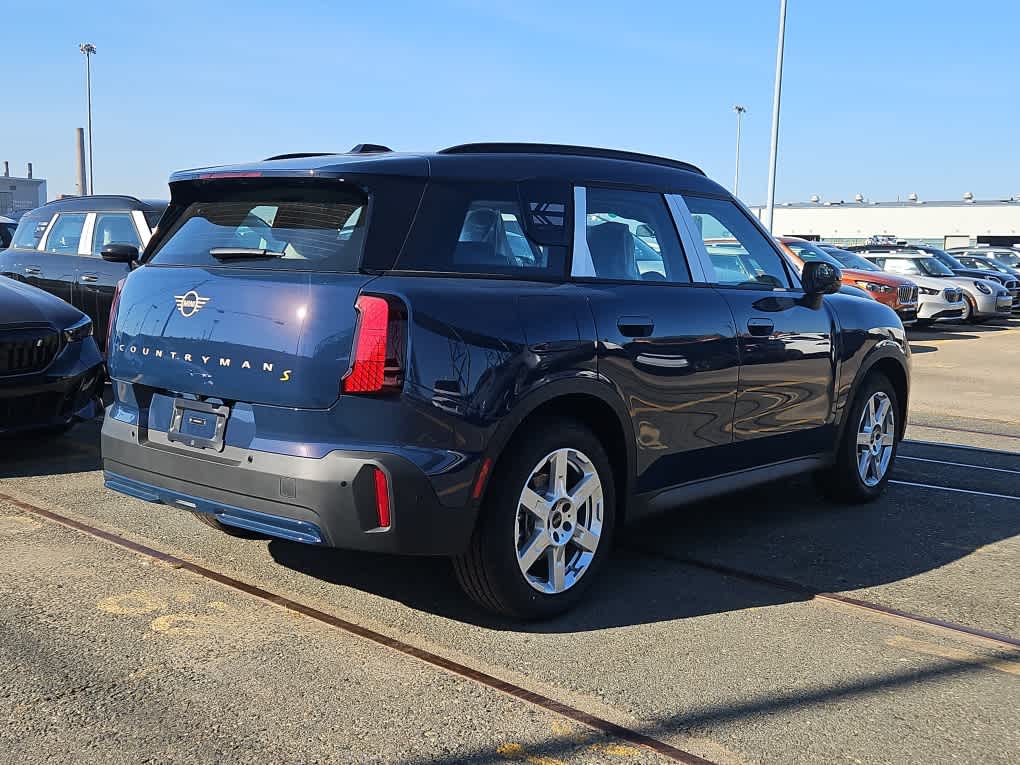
left=855, top=250, right=1010, bottom=325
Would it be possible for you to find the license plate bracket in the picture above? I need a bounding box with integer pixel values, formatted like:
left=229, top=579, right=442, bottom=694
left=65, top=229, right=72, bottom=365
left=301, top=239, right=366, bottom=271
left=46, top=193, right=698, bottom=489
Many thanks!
left=168, top=399, right=229, bottom=452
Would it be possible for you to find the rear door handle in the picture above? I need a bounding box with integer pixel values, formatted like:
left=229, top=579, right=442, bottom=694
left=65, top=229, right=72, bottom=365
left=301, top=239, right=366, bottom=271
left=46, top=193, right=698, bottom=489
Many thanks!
left=79, top=273, right=99, bottom=283
left=24, top=266, right=41, bottom=276
left=747, top=318, right=774, bottom=336
left=618, top=315, right=654, bottom=338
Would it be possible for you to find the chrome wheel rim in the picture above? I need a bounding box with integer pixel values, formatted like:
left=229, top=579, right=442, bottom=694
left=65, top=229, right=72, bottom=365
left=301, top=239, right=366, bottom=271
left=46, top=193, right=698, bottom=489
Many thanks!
left=961, top=297, right=972, bottom=320
left=856, top=392, right=896, bottom=487
left=514, top=448, right=604, bottom=595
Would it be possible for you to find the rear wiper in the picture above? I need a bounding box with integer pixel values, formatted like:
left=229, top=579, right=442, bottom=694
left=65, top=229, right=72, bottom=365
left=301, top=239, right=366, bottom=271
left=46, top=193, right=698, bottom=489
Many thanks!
left=209, top=247, right=284, bottom=260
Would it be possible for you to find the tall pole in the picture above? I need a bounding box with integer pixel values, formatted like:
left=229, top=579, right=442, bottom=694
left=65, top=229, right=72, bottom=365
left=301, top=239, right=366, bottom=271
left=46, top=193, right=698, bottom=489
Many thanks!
left=764, top=0, right=787, bottom=232
left=75, top=128, right=87, bottom=196
left=80, top=43, right=96, bottom=195
left=733, top=105, right=746, bottom=198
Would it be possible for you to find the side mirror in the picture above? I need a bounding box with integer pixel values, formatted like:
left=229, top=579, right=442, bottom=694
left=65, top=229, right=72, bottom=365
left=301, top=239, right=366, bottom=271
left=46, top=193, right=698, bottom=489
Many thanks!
left=801, top=260, right=842, bottom=296
left=100, top=243, right=139, bottom=263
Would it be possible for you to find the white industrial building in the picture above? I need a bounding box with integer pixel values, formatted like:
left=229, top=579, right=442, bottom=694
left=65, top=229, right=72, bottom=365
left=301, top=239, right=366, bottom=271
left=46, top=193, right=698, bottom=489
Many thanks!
left=749, top=196, right=1020, bottom=249
left=0, top=162, right=47, bottom=217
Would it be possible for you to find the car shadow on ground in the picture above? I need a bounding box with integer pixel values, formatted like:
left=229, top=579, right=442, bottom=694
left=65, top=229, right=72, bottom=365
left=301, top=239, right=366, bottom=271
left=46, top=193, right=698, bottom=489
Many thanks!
left=268, top=452, right=1020, bottom=632
left=0, top=422, right=102, bottom=478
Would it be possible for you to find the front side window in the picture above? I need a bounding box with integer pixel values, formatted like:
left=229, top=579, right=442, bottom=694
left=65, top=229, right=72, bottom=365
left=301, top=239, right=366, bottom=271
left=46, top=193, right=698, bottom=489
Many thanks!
left=398, top=181, right=568, bottom=278
left=573, top=188, right=689, bottom=282
left=683, top=195, right=792, bottom=289
left=12, top=209, right=54, bottom=250
left=91, top=213, right=142, bottom=256
left=149, top=186, right=367, bottom=271
left=44, top=213, right=87, bottom=255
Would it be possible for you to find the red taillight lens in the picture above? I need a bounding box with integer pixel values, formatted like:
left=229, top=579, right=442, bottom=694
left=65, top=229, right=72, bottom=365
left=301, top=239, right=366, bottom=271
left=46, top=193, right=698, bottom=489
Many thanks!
left=373, top=467, right=391, bottom=529
left=106, top=277, right=126, bottom=354
left=342, top=295, right=404, bottom=394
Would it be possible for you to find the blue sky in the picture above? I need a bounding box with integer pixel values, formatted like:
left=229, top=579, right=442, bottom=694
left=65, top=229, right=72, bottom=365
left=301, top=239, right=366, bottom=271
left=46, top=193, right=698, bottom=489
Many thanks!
left=4, top=0, right=1018, bottom=204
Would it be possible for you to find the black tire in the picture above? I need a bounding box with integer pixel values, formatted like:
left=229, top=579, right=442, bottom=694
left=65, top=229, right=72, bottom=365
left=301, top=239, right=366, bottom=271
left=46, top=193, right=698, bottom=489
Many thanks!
left=190, top=511, right=269, bottom=539
left=453, top=419, right=617, bottom=620
left=816, top=372, right=900, bottom=504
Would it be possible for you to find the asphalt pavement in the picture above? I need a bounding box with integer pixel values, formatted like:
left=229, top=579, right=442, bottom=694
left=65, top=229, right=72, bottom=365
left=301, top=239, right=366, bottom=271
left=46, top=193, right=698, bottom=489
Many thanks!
left=1, top=319, right=1018, bottom=764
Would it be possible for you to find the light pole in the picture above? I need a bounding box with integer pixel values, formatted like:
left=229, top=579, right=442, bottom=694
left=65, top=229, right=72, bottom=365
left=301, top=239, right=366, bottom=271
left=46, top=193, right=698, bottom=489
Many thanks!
left=79, top=43, right=96, bottom=195
left=764, top=0, right=787, bottom=232
left=733, top=105, right=746, bottom=197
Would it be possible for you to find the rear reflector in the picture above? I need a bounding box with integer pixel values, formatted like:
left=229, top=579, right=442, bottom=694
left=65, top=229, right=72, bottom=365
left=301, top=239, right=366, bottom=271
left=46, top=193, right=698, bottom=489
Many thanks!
left=472, top=457, right=493, bottom=500
left=343, top=295, right=394, bottom=394
left=373, top=467, right=391, bottom=529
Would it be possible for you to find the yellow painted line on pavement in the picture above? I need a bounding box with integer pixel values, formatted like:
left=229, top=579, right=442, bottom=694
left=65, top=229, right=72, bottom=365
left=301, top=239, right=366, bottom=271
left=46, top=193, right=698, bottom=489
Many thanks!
left=885, top=635, right=1020, bottom=677
left=497, top=742, right=568, bottom=765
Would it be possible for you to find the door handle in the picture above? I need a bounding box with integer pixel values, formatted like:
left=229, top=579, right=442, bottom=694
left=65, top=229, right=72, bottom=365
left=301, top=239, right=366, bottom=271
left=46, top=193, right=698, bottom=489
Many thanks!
left=79, top=273, right=99, bottom=283
left=618, top=315, right=654, bottom=338
left=747, top=318, right=774, bottom=336
left=23, top=266, right=41, bottom=275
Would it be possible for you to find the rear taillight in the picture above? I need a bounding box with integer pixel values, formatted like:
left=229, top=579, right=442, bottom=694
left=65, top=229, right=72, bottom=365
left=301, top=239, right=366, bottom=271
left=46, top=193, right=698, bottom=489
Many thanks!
left=342, top=295, right=405, bottom=394
left=106, top=277, right=126, bottom=354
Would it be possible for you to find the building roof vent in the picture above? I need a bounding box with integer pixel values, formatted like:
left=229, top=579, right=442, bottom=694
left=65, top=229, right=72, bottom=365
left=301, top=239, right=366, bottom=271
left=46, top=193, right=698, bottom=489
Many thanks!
left=854, top=193, right=864, bottom=203
left=810, top=194, right=820, bottom=203
left=963, top=191, right=974, bottom=202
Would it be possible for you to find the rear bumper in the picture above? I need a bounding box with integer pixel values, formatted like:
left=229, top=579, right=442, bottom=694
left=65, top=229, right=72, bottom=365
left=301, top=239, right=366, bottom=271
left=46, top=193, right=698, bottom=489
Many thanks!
left=101, top=417, right=476, bottom=555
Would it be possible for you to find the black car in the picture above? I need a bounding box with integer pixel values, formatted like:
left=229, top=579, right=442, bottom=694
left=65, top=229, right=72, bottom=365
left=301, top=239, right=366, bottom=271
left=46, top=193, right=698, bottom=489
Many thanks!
left=0, top=216, right=16, bottom=249
left=0, top=196, right=167, bottom=352
left=1, top=275, right=104, bottom=434
left=102, top=143, right=910, bottom=618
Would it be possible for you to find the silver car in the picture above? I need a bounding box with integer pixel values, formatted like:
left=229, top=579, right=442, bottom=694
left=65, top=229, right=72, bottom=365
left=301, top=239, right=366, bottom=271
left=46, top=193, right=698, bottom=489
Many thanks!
left=857, top=251, right=1010, bottom=324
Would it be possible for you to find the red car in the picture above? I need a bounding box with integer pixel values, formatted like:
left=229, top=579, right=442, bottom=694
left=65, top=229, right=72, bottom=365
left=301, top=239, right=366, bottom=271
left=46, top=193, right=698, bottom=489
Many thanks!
left=777, top=237, right=919, bottom=324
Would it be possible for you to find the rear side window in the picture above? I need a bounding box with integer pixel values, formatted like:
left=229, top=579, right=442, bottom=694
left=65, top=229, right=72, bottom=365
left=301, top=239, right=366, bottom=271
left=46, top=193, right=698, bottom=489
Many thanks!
left=12, top=210, right=54, bottom=250
left=149, top=186, right=367, bottom=271
left=573, top=187, right=690, bottom=283
left=44, top=213, right=87, bottom=255
left=397, top=181, right=568, bottom=278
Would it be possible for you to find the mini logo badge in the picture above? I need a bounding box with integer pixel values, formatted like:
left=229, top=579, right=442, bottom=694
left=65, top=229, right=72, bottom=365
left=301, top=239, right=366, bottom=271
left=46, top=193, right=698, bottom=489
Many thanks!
left=174, top=290, right=210, bottom=318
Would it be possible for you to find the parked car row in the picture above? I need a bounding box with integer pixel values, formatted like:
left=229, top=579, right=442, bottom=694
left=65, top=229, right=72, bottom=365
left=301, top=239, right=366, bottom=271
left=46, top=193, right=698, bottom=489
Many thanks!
left=0, top=142, right=915, bottom=617
left=776, top=237, right=1017, bottom=327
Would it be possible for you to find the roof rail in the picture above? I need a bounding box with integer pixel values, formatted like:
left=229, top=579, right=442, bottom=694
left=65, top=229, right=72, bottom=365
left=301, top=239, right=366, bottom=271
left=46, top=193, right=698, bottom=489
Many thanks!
left=263, top=152, right=337, bottom=161
left=438, top=142, right=705, bottom=176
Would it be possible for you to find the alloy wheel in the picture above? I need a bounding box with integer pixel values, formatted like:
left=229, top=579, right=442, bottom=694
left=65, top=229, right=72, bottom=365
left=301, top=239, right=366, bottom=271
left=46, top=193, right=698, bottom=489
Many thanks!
left=514, top=448, right=604, bottom=594
left=856, top=391, right=896, bottom=487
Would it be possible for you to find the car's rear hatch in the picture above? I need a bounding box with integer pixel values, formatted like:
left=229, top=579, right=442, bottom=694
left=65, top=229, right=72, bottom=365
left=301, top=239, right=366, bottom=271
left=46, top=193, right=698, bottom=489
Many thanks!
left=107, top=172, right=425, bottom=409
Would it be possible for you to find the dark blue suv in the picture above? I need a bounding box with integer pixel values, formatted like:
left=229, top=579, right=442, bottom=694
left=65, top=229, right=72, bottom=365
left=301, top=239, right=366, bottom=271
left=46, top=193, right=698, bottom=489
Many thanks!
left=101, top=143, right=910, bottom=618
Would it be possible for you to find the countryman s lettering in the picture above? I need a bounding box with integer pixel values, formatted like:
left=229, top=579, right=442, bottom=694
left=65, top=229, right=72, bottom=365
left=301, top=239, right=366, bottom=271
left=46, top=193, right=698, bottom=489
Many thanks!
left=102, top=143, right=910, bottom=618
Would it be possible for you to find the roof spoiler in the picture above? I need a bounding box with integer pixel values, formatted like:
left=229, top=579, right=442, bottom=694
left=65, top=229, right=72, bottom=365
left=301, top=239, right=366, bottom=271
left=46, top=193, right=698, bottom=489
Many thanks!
left=264, top=144, right=393, bottom=161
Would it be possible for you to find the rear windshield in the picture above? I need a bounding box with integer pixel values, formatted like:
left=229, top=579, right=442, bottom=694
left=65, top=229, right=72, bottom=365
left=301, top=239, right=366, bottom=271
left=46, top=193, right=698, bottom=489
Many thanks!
left=148, top=187, right=367, bottom=271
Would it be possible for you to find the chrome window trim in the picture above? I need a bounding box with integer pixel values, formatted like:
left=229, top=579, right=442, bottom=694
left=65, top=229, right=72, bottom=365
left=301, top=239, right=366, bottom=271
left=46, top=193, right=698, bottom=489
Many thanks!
left=79, top=213, right=97, bottom=256
left=36, top=213, right=59, bottom=251
left=570, top=186, right=596, bottom=278
left=665, top=193, right=710, bottom=283
left=132, top=210, right=152, bottom=247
